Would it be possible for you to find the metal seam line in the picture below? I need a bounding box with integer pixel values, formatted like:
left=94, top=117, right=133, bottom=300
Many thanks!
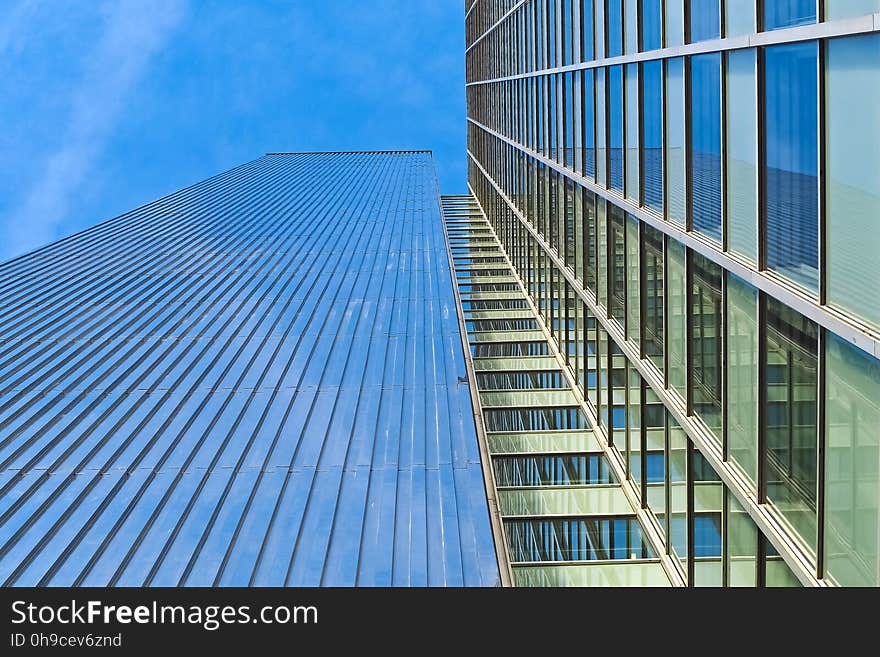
left=466, top=151, right=824, bottom=587
left=467, top=121, right=880, bottom=359
left=461, top=189, right=685, bottom=587
left=465, top=12, right=879, bottom=86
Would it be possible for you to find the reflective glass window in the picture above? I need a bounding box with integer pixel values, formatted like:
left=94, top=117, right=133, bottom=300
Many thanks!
left=583, top=69, right=596, bottom=178
left=826, top=0, right=880, bottom=18
left=665, top=0, right=685, bottom=47
left=642, top=224, right=664, bottom=370
left=690, top=52, right=722, bottom=242
left=597, top=67, right=607, bottom=185
left=824, top=334, right=880, bottom=587
left=666, top=58, right=686, bottom=225
left=726, top=0, right=755, bottom=36
left=506, top=517, right=654, bottom=562
left=764, top=0, right=816, bottom=30
left=625, top=0, right=639, bottom=54
left=826, top=34, right=880, bottom=329
left=607, top=0, right=623, bottom=57
left=642, top=59, right=663, bottom=213
left=494, top=453, right=615, bottom=487
left=582, top=0, right=595, bottom=61
left=626, top=214, right=640, bottom=344
left=688, top=0, right=720, bottom=42
left=625, top=63, right=640, bottom=203
left=666, top=238, right=687, bottom=398
left=726, top=48, right=758, bottom=262
left=765, top=42, right=819, bottom=293
left=609, top=65, right=624, bottom=193
left=726, top=491, right=758, bottom=586
left=641, top=0, right=662, bottom=50
left=764, top=296, right=818, bottom=552
left=609, top=204, right=626, bottom=325
left=726, top=274, right=758, bottom=487
left=690, top=252, right=723, bottom=440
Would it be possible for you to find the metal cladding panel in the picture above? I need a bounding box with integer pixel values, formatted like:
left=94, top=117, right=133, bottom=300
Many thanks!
left=0, top=151, right=501, bottom=587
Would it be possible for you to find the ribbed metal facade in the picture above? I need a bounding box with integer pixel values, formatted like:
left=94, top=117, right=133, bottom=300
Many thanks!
left=0, top=151, right=501, bottom=587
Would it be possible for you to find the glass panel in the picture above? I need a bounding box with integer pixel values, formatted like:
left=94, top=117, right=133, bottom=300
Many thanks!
left=586, top=306, right=599, bottom=406
left=628, top=367, right=642, bottom=491
left=484, top=407, right=588, bottom=432
left=597, top=67, right=607, bottom=186
left=826, top=0, right=880, bottom=19
left=583, top=69, right=596, bottom=178
left=726, top=274, right=759, bottom=487
left=763, top=540, right=802, bottom=586
left=690, top=52, right=722, bottom=242
left=824, top=333, right=880, bottom=587
left=726, top=48, right=758, bottom=262
left=726, top=0, right=755, bottom=36
left=506, top=517, right=654, bottom=562
left=726, top=491, right=758, bottom=586
left=476, top=371, right=566, bottom=390
left=669, top=414, right=689, bottom=573
left=764, top=296, right=818, bottom=553
left=562, top=0, right=573, bottom=66
left=689, top=0, right=720, bottom=42
left=765, top=41, right=819, bottom=293
left=625, top=63, right=640, bottom=203
left=581, top=0, right=595, bottom=61
left=564, top=72, right=575, bottom=169
left=609, top=65, right=624, bottom=193
left=641, top=0, right=662, bottom=50
left=665, top=0, right=685, bottom=47
left=626, top=214, right=640, bottom=344
left=625, top=0, right=639, bottom=54
left=690, top=252, right=723, bottom=441
left=666, top=58, right=686, bottom=225
left=642, top=59, right=663, bottom=213
left=597, top=198, right=608, bottom=307
left=609, top=205, right=626, bottom=326
left=594, top=0, right=605, bottom=61
left=764, top=0, right=816, bottom=31
left=494, top=454, right=615, bottom=487
left=611, top=342, right=628, bottom=452
left=645, top=387, right=666, bottom=543
left=692, top=446, right=723, bottom=586
left=642, top=224, right=664, bottom=370
left=565, top=178, right=576, bottom=268
left=607, top=0, right=623, bottom=57
left=826, top=34, right=880, bottom=330
left=583, top=188, right=597, bottom=289
left=666, top=238, right=687, bottom=398
left=598, top=325, right=609, bottom=429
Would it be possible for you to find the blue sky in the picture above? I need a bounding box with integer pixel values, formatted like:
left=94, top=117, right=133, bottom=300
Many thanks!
left=0, top=1, right=467, bottom=261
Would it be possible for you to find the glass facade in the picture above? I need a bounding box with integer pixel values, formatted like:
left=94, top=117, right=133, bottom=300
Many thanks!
left=466, top=0, right=880, bottom=588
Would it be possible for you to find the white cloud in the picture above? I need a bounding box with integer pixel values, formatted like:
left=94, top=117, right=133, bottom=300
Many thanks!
left=4, top=0, right=187, bottom=258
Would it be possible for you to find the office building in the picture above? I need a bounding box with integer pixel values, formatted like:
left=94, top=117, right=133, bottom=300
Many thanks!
left=463, top=0, right=880, bottom=586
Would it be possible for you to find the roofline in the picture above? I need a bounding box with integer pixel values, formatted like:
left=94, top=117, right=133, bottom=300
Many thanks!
left=265, top=149, right=433, bottom=156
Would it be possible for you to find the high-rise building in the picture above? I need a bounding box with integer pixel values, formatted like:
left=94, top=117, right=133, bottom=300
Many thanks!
left=463, top=0, right=880, bottom=586
left=0, top=151, right=503, bottom=587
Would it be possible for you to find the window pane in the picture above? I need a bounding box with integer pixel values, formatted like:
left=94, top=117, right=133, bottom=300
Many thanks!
left=666, top=238, right=687, bottom=398
left=583, top=69, right=596, bottom=177
left=764, top=296, right=818, bottom=553
left=597, top=198, right=608, bottom=306
left=594, top=0, right=605, bottom=60
left=625, top=63, right=640, bottom=203
left=506, top=517, right=653, bottom=562
left=581, top=0, right=594, bottom=61
left=689, top=0, right=720, bottom=42
left=669, top=415, right=688, bottom=571
left=597, top=67, right=607, bottom=185
left=609, top=204, right=626, bottom=325
left=690, top=52, right=722, bottom=242
left=690, top=252, right=723, bottom=440
left=628, top=368, right=642, bottom=489
left=826, top=34, right=880, bottom=329
left=564, top=72, right=575, bottom=169
left=692, top=446, right=723, bottom=586
left=583, top=188, right=597, bottom=288
left=607, top=0, right=623, bottom=57
left=726, top=49, right=758, bottom=262
left=645, top=388, right=666, bottom=541
left=562, top=0, right=573, bottom=65
left=642, top=224, right=664, bottom=370
left=643, top=60, right=664, bottom=213
left=665, top=0, right=685, bottom=47
left=826, top=0, right=880, bottom=19
left=726, top=0, right=755, bottom=36
left=765, top=42, right=818, bottom=293
left=586, top=306, right=599, bottom=406
left=726, top=274, right=758, bottom=487
left=666, top=57, right=686, bottom=225
left=825, top=333, right=880, bottom=587
left=764, top=0, right=816, bottom=31
left=626, top=214, right=640, bottom=344
left=494, top=454, right=615, bottom=487
left=726, top=491, right=758, bottom=586
left=609, top=65, right=624, bottom=193
left=642, top=0, right=662, bottom=50
left=625, top=0, right=639, bottom=54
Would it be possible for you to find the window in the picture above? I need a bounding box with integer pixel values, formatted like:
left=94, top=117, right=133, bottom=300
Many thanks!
left=484, top=406, right=587, bottom=432
left=607, top=0, right=623, bottom=57
left=826, top=0, right=880, bottom=19
left=690, top=52, right=722, bottom=242
left=609, top=204, right=626, bottom=326
left=765, top=41, right=819, bottom=293
left=764, top=0, right=816, bottom=31
left=596, top=68, right=607, bottom=185
left=625, top=0, right=639, bottom=54
left=688, top=0, right=720, bottom=43
left=625, top=63, right=640, bottom=203
left=726, top=48, right=758, bottom=262
left=690, top=252, right=723, bottom=440
left=609, top=65, right=624, bottom=193
left=583, top=69, right=596, bottom=178
left=626, top=214, right=640, bottom=344
left=581, top=0, right=594, bottom=61
left=726, top=274, right=758, bottom=487
left=642, top=59, right=663, bottom=213
left=726, top=492, right=758, bottom=586
left=826, top=34, right=880, bottom=330
left=642, top=224, right=664, bottom=370
left=726, top=0, right=755, bottom=36
left=494, top=453, right=615, bottom=487
left=824, top=333, right=880, bottom=587
left=666, top=238, right=687, bottom=398
left=763, top=296, right=818, bottom=553
left=582, top=188, right=597, bottom=289
left=506, top=517, right=654, bottom=562
left=641, top=0, right=662, bottom=50
left=666, top=58, right=686, bottom=225
left=665, top=0, right=685, bottom=47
